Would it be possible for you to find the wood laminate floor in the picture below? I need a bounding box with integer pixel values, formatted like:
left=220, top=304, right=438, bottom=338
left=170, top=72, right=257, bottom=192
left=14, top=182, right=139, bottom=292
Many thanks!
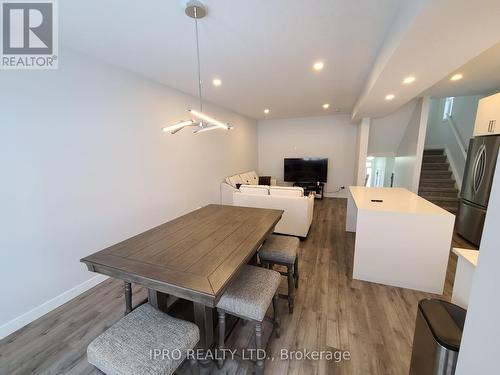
left=0, top=198, right=475, bottom=375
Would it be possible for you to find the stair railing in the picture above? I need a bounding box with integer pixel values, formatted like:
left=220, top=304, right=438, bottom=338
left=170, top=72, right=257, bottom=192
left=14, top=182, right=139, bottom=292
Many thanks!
left=446, top=115, right=467, bottom=160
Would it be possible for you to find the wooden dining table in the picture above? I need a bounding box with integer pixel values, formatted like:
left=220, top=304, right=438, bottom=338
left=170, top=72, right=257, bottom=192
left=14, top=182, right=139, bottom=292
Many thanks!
left=81, top=204, right=283, bottom=350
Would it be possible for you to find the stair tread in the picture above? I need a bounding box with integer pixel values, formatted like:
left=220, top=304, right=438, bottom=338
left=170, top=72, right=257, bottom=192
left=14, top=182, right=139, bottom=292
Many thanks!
left=421, top=170, right=452, bottom=174
left=420, top=175, right=452, bottom=180
left=423, top=156, right=447, bottom=162
left=421, top=166, right=450, bottom=171
left=418, top=187, right=459, bottom=192
left=419, top=192, right=459, bottom=197
left=423, top=196, right=459, bottom=202
left=424, top=149, right=445, bottom=155
left=420, top=178, right=455, bottom=182
left=422, top=162, right=450, bottom=166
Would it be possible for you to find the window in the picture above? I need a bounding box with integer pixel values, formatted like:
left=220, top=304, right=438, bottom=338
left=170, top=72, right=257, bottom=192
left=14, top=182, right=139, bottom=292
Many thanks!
left=443, top=97, right=454, bottom=120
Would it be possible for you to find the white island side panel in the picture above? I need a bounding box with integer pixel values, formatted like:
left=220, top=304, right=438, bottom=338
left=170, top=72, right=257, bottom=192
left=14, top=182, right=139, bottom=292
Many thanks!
left=352, top=208, right=454, bottom=294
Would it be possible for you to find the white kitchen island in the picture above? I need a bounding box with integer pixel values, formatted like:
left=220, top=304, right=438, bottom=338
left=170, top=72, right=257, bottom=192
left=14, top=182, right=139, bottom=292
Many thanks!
left=346, top=187, right=455, bottom=294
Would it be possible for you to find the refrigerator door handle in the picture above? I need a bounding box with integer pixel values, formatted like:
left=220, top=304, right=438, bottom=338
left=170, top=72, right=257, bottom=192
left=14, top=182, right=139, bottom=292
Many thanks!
left=473, top=145, right=487, bottom=193
left=471, top=148, right=479, bottom=192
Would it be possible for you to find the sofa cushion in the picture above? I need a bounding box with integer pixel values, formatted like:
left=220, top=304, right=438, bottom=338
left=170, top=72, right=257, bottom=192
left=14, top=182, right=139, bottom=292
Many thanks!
left=269, top=186, right=304, bottom=197
left=258, top=176, right=272, bottom=185
left=240, top=185, right=269, bottom=195
left=239, top=172, right=251, bottom=185
left=227, top=174, right=244, bottom=188
left=240, top=171, right=258, bottom=185
left=248, top=171, right=259, bottom=185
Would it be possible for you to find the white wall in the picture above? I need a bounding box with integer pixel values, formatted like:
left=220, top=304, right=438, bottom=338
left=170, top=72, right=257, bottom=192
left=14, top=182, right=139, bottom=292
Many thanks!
left=457, top=152, right=500, bottom=374
left=0, top=48, right=258, bottom=338
left=257, top=115, right=358, bottom=197
left=393, top=97, right=429, bottom=192
left=368, top=99, right=418, bottom=156
left=393, top=156, right=417, bottom=190
left=367, top=97, right=430, bottom=192
left=425, top=95, right=482, bottom=185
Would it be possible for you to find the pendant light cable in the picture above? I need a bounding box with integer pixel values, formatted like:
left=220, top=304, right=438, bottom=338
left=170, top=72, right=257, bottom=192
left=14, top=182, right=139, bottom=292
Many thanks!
left=194, top=7, right=203, bottom=113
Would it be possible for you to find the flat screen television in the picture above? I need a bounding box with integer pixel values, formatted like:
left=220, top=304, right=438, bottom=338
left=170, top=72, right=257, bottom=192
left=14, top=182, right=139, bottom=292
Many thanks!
left=284, top=158, right=328, bottom=182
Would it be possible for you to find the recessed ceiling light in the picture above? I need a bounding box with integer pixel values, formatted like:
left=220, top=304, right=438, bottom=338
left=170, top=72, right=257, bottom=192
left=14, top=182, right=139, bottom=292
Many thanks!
left=403, top=76, right=415, bottom=84
left=212, top=78, right=222, bottom=86
left=385, top=94, right=395, bottom=100
left=322, top=103, right=330, bottom=109
left=264, top=109, right=270, bottom=114
left=450, top=73, right=463, bottom=81
left=313, top=61, right=324, bottom=71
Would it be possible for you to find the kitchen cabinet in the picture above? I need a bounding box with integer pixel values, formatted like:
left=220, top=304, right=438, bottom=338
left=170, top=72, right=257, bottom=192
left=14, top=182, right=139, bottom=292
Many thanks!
left=474, top=92, right=500, bottom=136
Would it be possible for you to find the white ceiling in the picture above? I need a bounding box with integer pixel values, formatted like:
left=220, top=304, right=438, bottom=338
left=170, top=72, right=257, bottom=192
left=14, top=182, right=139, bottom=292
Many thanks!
left=60, top=0, right=402, bottom=120
left=352, top=0, right=500, bottom=120
left=60, top=0, right=500, bottom=121
left=424, top=42, right=500, bottom=98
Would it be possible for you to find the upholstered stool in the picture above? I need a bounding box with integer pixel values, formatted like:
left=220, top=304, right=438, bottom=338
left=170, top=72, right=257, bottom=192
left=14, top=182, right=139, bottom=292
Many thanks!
left=259, top=234, right=299, bottom=313
left=87, top=304, right=200, bottom=375
left=216, top=265, right=281, bottom=374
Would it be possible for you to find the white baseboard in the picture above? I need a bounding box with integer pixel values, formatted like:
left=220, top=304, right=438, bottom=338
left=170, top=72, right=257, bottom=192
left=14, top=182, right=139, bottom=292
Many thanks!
left=0, top=274, right=108, bottom=340
left=324, top=192, right=348, bottom=198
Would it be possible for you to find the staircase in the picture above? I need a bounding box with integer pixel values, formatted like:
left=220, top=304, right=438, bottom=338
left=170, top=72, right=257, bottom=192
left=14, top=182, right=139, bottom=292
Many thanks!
left=418, top=149, right=460, bottom=214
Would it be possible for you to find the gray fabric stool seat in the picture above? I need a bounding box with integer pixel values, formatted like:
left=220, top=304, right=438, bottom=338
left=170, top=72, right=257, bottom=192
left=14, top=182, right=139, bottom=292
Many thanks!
left=259, top=234, right=299, bottom=264
left=87, top=303, right=199, bottom=375
left=259, top=234, right=300, bottom=313
left=216, top=265, right=281, bottom=374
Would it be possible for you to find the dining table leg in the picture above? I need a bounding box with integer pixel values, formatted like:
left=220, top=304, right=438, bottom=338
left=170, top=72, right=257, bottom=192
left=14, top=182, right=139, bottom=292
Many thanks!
left=193, top=302, right=214, bottom=351
left=124, top=282, right=132, bottom=315
left=147, top=290, right=214, bottom=352
left=147, top=289, right=169, bottom=311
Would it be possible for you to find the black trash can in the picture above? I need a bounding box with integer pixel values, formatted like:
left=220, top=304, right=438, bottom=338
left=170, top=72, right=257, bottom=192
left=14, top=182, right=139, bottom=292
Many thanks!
left=409, top=298, right=466, bottom=375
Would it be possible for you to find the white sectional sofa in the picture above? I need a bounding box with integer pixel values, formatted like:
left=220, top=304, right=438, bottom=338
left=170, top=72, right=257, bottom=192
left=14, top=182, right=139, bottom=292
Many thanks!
left=220, top=171, right=314, bottom=238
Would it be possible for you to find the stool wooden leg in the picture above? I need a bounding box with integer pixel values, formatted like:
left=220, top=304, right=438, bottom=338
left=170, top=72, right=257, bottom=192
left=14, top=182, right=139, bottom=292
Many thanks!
left=294, top=256, right=299, bottom=289
left=273, top=293, right=280, bottom=338
left=124, top=282, right=132, bottom=315
left=255, top=322, right=264, bottom=375
left=217, top=311, right=226, bottom=369
left=287, top=265, right=295, bottom=313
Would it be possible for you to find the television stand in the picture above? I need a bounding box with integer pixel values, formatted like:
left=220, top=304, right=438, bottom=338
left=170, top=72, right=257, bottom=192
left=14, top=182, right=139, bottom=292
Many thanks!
left=293, top=182, right=324, bottom=200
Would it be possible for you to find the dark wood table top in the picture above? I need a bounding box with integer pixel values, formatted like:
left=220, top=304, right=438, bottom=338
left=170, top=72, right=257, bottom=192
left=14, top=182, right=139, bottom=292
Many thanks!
left=81, top=204, right=283, bottom=306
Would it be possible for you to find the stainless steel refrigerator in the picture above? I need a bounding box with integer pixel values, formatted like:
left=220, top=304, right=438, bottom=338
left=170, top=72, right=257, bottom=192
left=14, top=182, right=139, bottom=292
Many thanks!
left=457, top=134, right=500, bottom=246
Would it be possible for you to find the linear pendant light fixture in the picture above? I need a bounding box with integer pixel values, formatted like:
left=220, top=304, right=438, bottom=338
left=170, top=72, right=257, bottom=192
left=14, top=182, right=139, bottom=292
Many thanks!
left=162, top=0, right=234, bottom=135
